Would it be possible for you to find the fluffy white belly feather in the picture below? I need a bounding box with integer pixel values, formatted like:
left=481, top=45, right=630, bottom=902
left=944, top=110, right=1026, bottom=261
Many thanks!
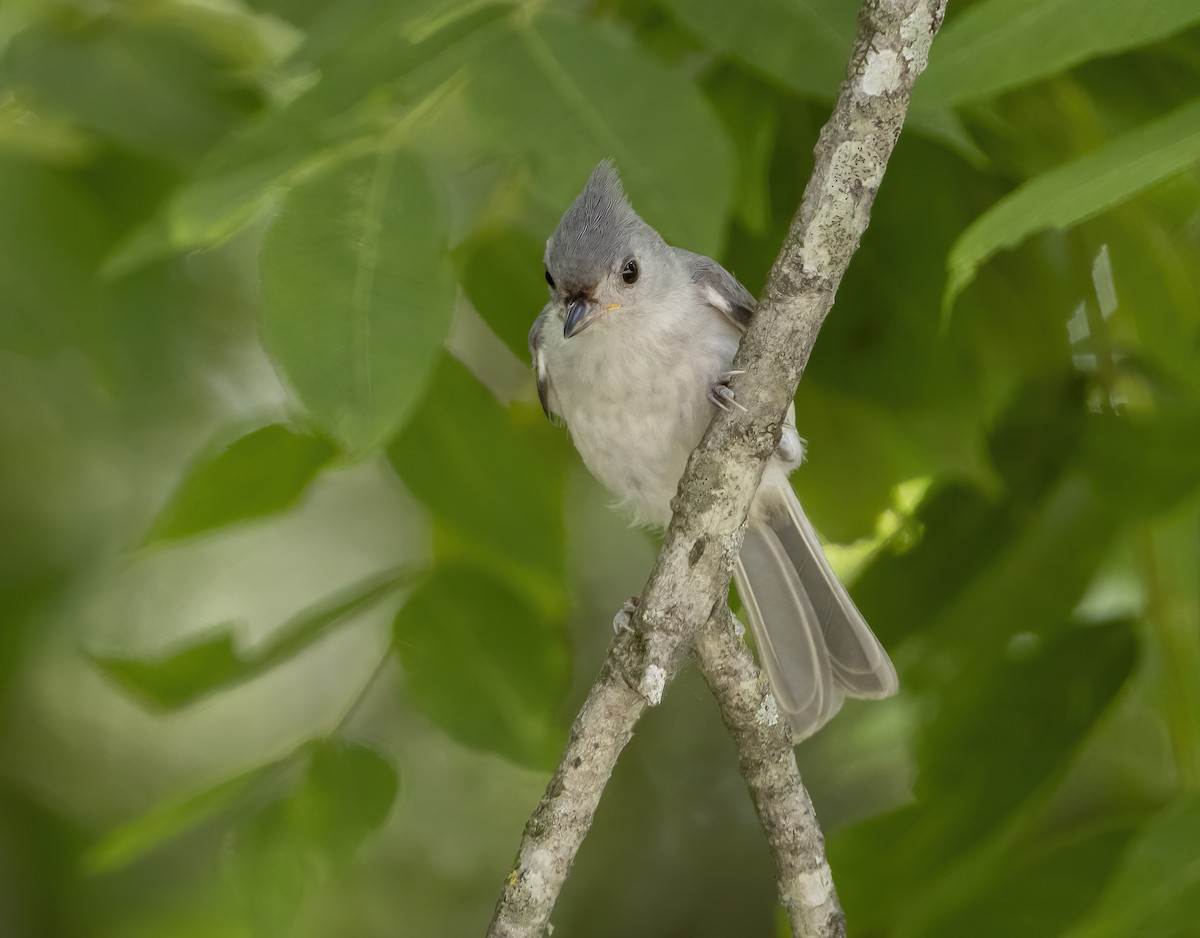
left=550, top=301, right=740, bottom=526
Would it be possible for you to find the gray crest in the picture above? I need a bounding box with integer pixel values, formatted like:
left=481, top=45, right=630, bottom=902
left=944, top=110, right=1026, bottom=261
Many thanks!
left=544, top=160, right=660, bottom=293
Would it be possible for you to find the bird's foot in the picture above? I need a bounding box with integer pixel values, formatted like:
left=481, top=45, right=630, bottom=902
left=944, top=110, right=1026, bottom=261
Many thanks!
left=708, top=371, right=748, bottom=412
left=612, top=595, right=640, bottom=634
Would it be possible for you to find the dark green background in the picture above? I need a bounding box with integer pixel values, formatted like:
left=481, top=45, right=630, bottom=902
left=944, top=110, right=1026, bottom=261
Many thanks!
left=1, top=0, right=1199, bottom=935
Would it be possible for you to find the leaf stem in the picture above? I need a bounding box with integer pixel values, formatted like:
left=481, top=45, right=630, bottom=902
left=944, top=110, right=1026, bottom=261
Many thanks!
left=333, top=647, right=396, bottom=738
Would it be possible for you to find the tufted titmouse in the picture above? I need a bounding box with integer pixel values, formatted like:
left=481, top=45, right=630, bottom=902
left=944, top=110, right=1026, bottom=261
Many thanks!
left=528, top=161, right=897, bottom=740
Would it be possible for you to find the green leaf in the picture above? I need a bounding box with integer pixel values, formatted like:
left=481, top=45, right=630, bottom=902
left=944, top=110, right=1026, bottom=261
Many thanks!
left=92, top=566, right=414, bottom=710
left=224, top=738, right=398, bottom=936
left=283, top=739, right=398, bottom=864
left=792, top=383, right=935, bottom=542
left=832, top=621, right=1137, bottom=932
left=658, top=0, right=856, bottom=100
left=3, top=17, right=256, bottom=166
left=465, top=14, right=735, bottom=256
left=260, top=148, right=456, bottom=457
left=854, top=376, right=1118, bottom=650
left=141, top=0, right=302, bottom=73
left=244, top=0, right=338, bottom=30
left=1080, top=409, right=1200, bottom=518
left=104, top=1, right=507, bottom=270
left=0, top=97, right=94, bottom=165
left=905, top=106, right=988, bottom=165
left=1085, top=196, right=1200, bottom=396
left=914, top=621, right=1137, bottom=857
left=660, top=0, right=979, bottom=160
left=918, top=0, right=1200, bottom=107
left=225, top=806, right=310, bottom=938
left=93, top=627, right=242, bottom=711
left=918, top=820, right=1140, bottom=938
left=454, top=228, right=549, bottom=361
left=945, top=96, right=1200, bottom=309
left=387, top=356, right=571, bottom=610
left=1141, top=504, right=1200, bottom=792
left=0, top=157, right=106, bottom=358
left=393, top=564, right=569, bottom=769
left=143, top=424, right=337, bottom=545
left=703, top=66, right=779, bottom=235
left=85, top=764, right=274, bottom=874
left=1064, top=795, right=1200, bottom=938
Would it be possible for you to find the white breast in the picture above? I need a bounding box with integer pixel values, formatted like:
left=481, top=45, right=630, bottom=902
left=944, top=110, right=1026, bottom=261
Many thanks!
left=545, top=294, right=740, bottom=526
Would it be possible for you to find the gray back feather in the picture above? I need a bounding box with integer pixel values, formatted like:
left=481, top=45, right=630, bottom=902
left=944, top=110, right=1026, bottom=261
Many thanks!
left=677, top=248, right=756, bottom=330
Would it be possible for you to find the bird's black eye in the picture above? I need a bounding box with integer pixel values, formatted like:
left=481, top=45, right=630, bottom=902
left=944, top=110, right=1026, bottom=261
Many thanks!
left=545, top=270, right=555, bottom=289
left=621, top=258, right=639, bottom=284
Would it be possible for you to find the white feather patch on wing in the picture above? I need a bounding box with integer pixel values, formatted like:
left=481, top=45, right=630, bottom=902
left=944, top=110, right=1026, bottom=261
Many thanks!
left=704, top=284, right=733, bottom=315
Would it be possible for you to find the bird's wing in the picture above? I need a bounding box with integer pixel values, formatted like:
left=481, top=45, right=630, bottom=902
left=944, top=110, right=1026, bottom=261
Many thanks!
left=677, top=248, right=756, bottom=332
left=528, top=309, right=561, bottom=422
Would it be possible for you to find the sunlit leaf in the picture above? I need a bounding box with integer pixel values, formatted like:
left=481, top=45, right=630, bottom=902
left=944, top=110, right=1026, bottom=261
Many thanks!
left=465, top=13, right=735, bottom=256
left=854, top=377, right=1116, bottom=649
left=393, top=563, right=569, bottom=769
left=945, top=97, right=1200, bottom=309
left=919, top=0, right=1200, bottom=106
left=143, top=424, right=337, bottom=545
left=92, top=566, right=414, bottom=709
left=792, top=383, right=936, bottom=542
left=1064, top=795, right=1200, bottom=938
left=260, top=148, right=456, bottom=457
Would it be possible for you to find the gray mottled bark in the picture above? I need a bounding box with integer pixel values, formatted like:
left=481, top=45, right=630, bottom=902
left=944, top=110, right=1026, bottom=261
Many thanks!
left=488, top=2, right=946, bottom=936
left=695, top=611, right=845, bottom=938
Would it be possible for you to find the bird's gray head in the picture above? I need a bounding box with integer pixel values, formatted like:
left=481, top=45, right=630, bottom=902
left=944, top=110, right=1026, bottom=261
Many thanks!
left=544, top=161, right=674, bottom=339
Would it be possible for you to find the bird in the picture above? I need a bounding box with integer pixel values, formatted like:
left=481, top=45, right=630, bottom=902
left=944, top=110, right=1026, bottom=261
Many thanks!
left=528, top=161, right=898, bottom=740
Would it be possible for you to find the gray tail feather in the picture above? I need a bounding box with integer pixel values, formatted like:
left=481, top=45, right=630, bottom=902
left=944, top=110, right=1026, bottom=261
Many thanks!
left=733, top=479, right=898, bottom=741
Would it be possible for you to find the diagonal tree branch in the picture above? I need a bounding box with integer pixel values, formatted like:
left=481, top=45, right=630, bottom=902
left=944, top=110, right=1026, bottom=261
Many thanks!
left=695, top=609, right=844, bottom=937
left=488, top=2, right=947, bottom=936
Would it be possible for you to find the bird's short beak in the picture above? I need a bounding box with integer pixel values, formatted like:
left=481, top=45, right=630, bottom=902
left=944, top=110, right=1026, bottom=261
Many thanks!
left=564, top=298, right=620, bottom=338
left=563, top=296, right=600, bottom=338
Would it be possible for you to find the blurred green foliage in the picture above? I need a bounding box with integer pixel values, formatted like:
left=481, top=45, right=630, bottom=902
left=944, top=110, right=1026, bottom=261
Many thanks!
left=1, top=0, right=1199, bottom=936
